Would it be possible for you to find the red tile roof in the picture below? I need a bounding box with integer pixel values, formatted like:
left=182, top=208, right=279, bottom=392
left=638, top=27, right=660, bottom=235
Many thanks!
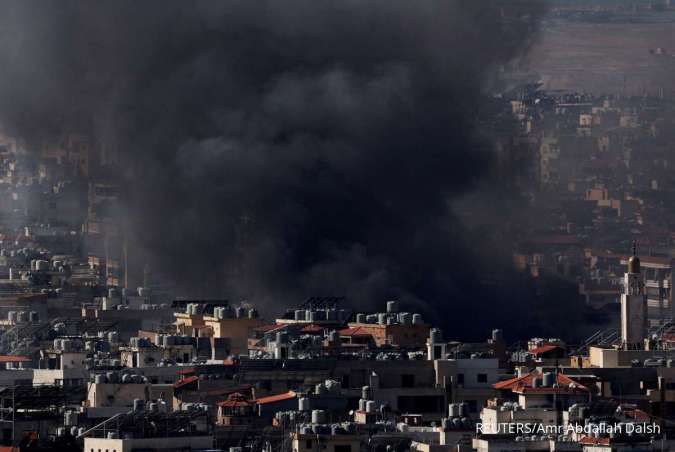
left=217, top=392, right=253, bottom=408
left=255, top=391, right=296, bottom=405
left=624, top=408, right=651, bottom=422
left=494, top=371, right=589, bottom=393
left=300, top=324, right=324, bottom=334
left=173, top=375, right=198, bottom=389
left=528, top=345, right=564, bottom=356
left=0, top=355, right=31, bottom=363
left=580, top=436, right=610, bottom=445
left=338, top=327, right=372, bottom=337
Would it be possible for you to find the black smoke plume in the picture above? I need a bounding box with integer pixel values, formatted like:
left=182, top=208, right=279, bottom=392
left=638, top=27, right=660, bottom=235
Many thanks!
left=0, top=1, right=591, bottom=340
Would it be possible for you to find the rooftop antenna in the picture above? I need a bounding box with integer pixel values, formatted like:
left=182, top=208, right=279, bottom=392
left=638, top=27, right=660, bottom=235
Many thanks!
left=632, top=239, right=637, bottom=257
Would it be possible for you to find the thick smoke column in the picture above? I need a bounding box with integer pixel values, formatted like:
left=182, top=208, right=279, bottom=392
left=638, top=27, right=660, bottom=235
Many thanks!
left=0, top=1, right=583, bottom=339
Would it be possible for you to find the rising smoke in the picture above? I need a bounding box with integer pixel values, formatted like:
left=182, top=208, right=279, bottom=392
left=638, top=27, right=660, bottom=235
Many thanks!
left=0, top=1, right=593, bottom=340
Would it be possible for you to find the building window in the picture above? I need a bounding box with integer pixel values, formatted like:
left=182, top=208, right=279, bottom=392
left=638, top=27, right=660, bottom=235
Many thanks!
left=335, top=446, right=352, bottom=452
left=456, top=374, right=464, bottom=385
left=341, top=374, right=350, bottom=388
left=401, top=374, right=415, bottom=388
left=477, top=373, right=488, bottom=383
left=305, top=439, right=313, bottom=449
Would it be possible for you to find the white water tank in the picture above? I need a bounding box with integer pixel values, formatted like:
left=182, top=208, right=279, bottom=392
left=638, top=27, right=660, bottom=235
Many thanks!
left=64, top=411, right=78, bottom=426
left=133, top=399, right=144, bottom=412
left=448, top=403, right=458, bottom=418
left=311, top=409, right=326, bottom=424
left=542, top=372, right=555, bottom=387
left=457, top=403, right=466, bottom=417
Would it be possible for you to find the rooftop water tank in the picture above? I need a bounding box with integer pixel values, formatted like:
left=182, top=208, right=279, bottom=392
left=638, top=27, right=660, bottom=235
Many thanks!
left=314, top=310, right=326, bottom=321
left=457, top=403, right=466, bottom=417
left=361, top=386, right=371, bottom=400
left=542, top=372, right=555, bottom=387
left=107, top=372, right=119, bottom=384
left=64, top=411, right=78, bottom=426
left=399, top=312, right=412, bottom=325
left=386, top=300, right=399, bottom=313
left=311, top=409, right=326, bottom=424
left=448, top=403, right=458, bottom=418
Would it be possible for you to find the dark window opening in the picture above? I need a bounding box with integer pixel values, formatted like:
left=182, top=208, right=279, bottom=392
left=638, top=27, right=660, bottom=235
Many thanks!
left=401, top=374, right=415, bottom=388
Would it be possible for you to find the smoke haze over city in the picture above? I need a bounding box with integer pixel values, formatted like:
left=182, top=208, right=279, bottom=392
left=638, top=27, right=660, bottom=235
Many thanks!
left=0, top=1, right=600, bottom=340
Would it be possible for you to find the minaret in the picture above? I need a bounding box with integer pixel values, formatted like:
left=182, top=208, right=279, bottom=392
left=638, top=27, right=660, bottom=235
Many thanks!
left=621, top=241, right=647, bottom=349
